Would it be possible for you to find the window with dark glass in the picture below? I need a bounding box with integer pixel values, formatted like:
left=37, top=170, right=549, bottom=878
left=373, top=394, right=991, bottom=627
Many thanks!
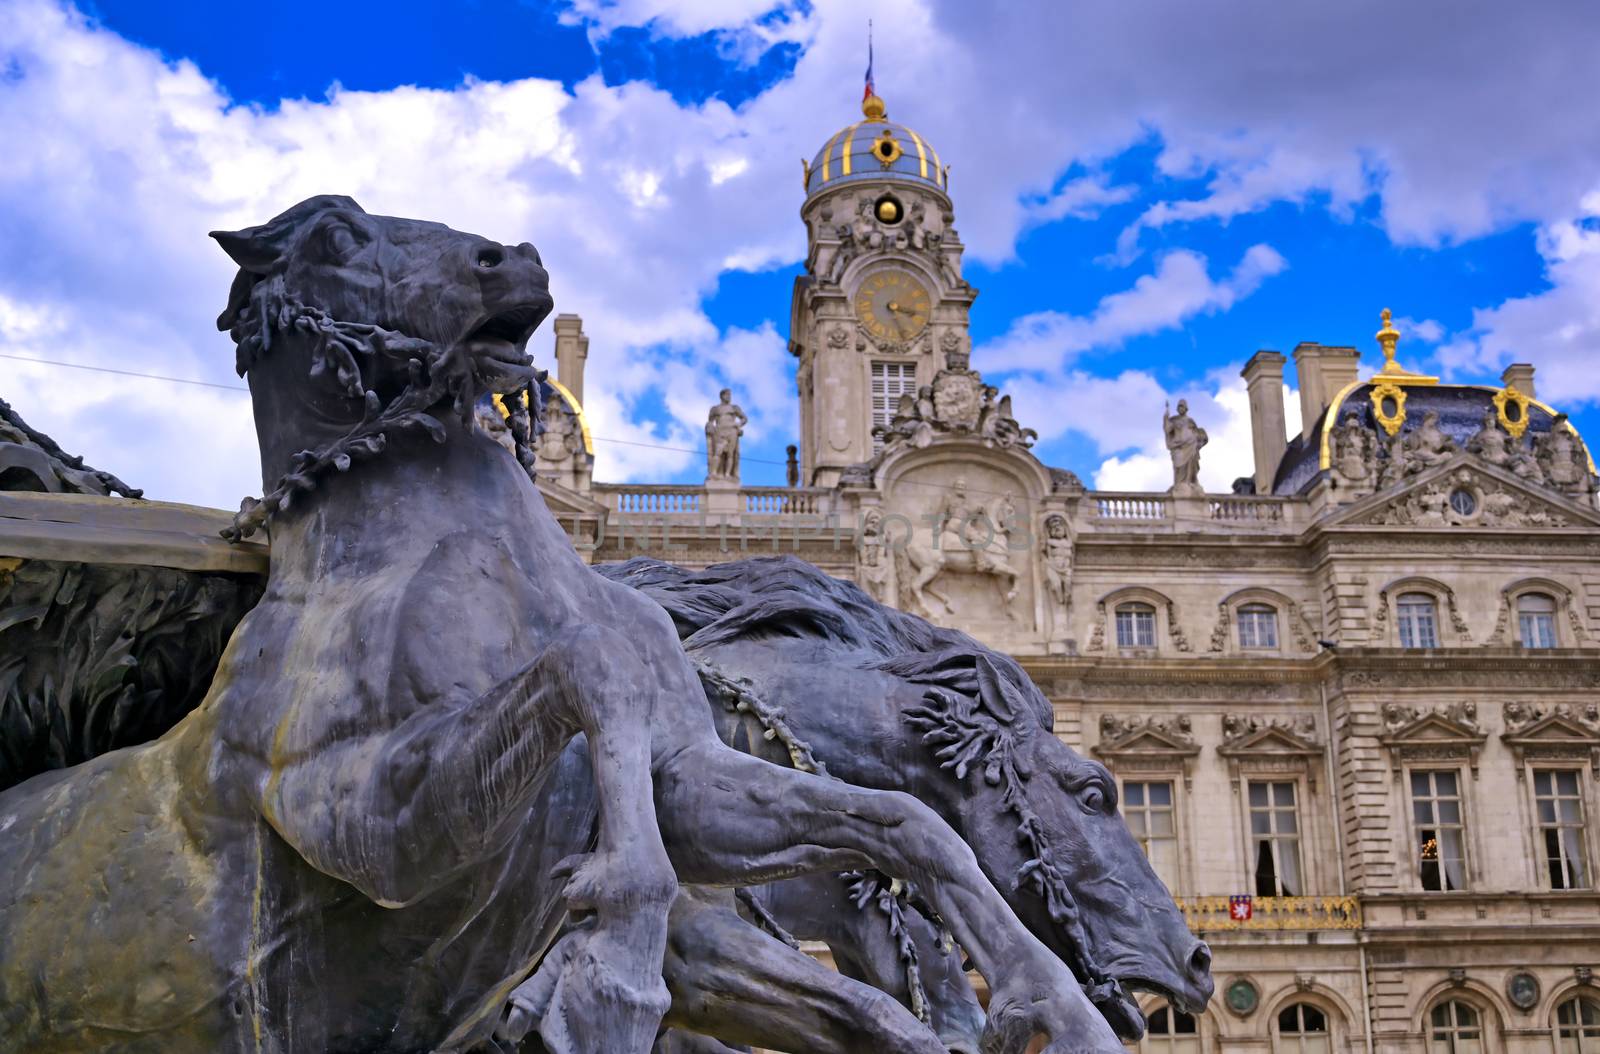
left=1556, top=994, right=1600, bottom=1053
left=1397, top=593, right=1440, bottom=648
left=1276, top=1002, right=1331, bottom=1054
left=1518, top=593, right=1558, bottom=649
left=1124, top=780, right=1179, bottom=891
left=1536, top=769, right=1589, bottom=890
left=1237, top=604, right=1279, bottom=649
left=1411, top=770, right=1468, bottom=891
left=1141, top=1004, right=1200, bottom=1053
left=1429, top=999, right=1483, bottom=1053
left=1116, top=602, right=1157, bottom=648
left=1249, top=780, right=1302, bottom=896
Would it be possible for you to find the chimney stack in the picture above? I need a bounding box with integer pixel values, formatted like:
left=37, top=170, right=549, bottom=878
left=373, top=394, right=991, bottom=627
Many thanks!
left=553, top=314, right=589, bottom=405
left=1293, top=342, right=1361, bottom=439
left=1241, top=351, right=1289, bottom=494
left=1501, top=362, right=1536, bottom=402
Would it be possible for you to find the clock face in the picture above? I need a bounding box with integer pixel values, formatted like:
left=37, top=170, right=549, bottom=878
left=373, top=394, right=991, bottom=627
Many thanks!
left=854, top=271, right=931, bottom=343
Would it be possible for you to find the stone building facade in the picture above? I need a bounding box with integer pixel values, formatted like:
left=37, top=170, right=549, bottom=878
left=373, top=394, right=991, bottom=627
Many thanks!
left=530, top=93, right=1600, bottom=1052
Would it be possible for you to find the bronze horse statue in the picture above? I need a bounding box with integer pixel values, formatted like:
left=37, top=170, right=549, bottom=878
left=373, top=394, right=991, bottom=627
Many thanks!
left=0, top=197, right=1125, bottom=1053
left=600, top=557, right=1212, bottom=1045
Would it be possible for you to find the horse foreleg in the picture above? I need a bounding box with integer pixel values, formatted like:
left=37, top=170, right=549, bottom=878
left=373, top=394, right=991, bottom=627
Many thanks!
left=658, top=887, right=945, bottom=1054
left=485, top=625, right=676, bottom=1054
left=652, top=745, right=1123, bottom=1054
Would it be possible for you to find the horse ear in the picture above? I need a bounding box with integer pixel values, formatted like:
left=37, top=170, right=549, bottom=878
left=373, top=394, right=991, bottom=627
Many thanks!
left=210, top=225, right=285, bottom=275
left=210, top=194, right=367, bottom=274
left=973, top=654, right=1018, bottom=722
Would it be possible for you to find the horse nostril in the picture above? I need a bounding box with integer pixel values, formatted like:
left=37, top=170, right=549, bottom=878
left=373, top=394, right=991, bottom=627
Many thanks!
left=514, top=241, right=542, bottom=266
left=476, top=246, right=504, bottom=269
left=1189, top=941, right=1213, bottom=976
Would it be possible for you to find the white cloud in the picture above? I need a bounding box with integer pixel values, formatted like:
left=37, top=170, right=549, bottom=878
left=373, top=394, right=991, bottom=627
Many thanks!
left=979, top=244, right=1287, bottom=373
left=4, top=0, right=1600, bottom=507
left=1434, top=198, right=1600, bottom=408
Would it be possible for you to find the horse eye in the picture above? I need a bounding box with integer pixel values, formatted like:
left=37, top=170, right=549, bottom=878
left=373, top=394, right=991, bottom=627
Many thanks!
left=1081, top=786, right=1106, bottom=815
left=323, top=224, right=360, bottom=259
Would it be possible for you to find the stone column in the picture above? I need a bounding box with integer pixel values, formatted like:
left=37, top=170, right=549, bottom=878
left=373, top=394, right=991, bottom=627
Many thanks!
left=553, top=314, right=588, bottom=405
left=1242, top=350, right=1288, bottom=495
left=1501, top=362, right=1536, bottom=401
left=1292, top=343, right=1361, bottom=439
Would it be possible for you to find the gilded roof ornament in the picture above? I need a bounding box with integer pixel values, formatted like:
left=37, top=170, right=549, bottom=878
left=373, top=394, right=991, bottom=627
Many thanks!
left=862, top=92, right=887, bottom=122
left=1376, top=307, right=1404, bottom=375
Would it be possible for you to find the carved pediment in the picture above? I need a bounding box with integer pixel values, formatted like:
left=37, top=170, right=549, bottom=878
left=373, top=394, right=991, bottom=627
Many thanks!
left=1094, top=714, right=1199, bottom=756
left=1379, top=701, right=1486, bottom=777
left=1216, top=713, right=1324, bottom=788
left=1332, top=459, right=1600, bottom=530
left=1218, top=714, right=1322, bottom=755
left=1501, top=702, right=1600, bottom=776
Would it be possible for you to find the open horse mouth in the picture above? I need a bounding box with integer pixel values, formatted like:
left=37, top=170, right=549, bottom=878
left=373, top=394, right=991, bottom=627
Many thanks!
left=463, top=300, right=551, bottom=366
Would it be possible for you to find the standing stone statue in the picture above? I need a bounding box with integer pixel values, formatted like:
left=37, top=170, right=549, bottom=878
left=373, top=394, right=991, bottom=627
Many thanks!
left=705, top=388, right=748, bottom=481
left=1537, top=413, right=1597, bottom=499
left=856, top=507, right=894, bottom=604
left=1042, top=514, right=1074, bottom=610
left=1164, top=399, right=1208, bottom=495
left=1403, top=410, right=1457, bottom=470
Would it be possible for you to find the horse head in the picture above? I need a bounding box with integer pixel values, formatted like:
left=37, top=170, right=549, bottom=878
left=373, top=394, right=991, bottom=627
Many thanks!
left=600, top=555, right=1213, bottom=1043
left=210, top=195, right=552, bottom=538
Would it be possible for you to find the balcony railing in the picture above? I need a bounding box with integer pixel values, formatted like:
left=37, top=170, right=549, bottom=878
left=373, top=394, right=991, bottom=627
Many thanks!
left=1174, top=895, right=1361, bottom=932
left=1208, top=496, right=1289, bottom=523
left=743, top=487, right=829, bottom=516
left=603, top=487, right=702, bottom=515
left=1090, top=494, right=1169, bottom=521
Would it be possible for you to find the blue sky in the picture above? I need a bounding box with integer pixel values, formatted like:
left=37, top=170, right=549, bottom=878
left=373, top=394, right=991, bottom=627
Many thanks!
left=3, top=0, right=1598, bottom=504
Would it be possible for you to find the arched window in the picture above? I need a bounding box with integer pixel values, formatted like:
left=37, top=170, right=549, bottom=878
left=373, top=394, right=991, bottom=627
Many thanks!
left=1428, top=999, right=1483, bottom=1053
left=1397, top=593, right=1440, bottom=648
left=1275, top=1002, right=1331, bottom=1054
left=1116, top=602, right=1157, bottom=649
left=1518, top=592, right=1558, bottom=649
left=1555, top=993, right=1600, bottom=1052
left=1139, top=1003, right=1201, bottom=1053
left=1237, top=604, right=1280, bottom=650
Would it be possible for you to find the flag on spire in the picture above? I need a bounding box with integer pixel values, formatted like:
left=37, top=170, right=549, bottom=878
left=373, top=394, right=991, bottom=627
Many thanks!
left=863, top=20, right=875, bottom=101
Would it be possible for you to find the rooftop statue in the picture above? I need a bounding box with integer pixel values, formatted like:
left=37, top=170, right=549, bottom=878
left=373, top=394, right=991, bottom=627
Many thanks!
left=705, top=388, right=748, bottom=481
left=0, top=197, right=1143, bottom=1054
left=1163, top=399, right=1207, bottom=496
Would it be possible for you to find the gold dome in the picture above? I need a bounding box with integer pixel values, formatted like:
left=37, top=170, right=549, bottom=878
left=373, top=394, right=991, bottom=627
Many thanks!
left=805, top=92, right=946, bottom=198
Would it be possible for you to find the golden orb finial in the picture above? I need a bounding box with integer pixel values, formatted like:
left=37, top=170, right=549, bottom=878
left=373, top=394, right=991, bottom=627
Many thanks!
left=862, top=92, right=887, bottom=122
left=1376, top=307, right=1403, bottom=374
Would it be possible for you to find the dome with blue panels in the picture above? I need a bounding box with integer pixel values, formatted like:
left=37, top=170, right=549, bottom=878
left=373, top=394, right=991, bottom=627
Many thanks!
left=805, top=93, right=947, bottom=200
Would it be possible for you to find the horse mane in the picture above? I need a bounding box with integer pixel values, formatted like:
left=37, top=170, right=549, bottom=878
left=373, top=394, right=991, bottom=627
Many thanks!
left=598, top=555, right=1054, bottom=732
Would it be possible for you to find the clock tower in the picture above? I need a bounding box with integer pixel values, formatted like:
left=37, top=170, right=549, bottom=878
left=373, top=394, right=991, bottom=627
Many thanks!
left=790, top=89, right=975, bottom=487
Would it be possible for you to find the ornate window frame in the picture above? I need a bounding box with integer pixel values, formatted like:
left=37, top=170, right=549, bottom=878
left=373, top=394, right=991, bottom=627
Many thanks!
left=1093, top=713, right=1199, bottom=895
left=1263, top=983, right=1353, bottom=1054
left=1089, top=586, right=1190, bottom=657
left=1379, top=702, right=1486, bottom=893
left=1373, top=575, right=1472, bottom=648
left=1502, top=701, right=1600, bottom=890
left=1207, top=587, right=1319, bottom=657
left=1133, top=996, right=1214, bottom=1054
left=1541, top=983, right=1600, bottom=1051
left=1487, top=576, right=1591, bottom=649
left=1219, top=714, right=1326, bottom=897
left=1415, top=980, right=1505, bottom=1052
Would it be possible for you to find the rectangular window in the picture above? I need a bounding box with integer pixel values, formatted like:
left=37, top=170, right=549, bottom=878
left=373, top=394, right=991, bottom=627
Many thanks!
left=1535, top=769, right=1589, bottom=890
left=870, top=361, right=917, bottom=452
left=1115, top=604, right=1157, bottom=648
left=1248, top=780, right=1303, bottom=896
left=1123, top=780, right=1179, bottom=892
left=1397, top=596, right=1440, bottom=648
left=1237, top=606, right=1279, bottom=649
left=1411, top=770, right=1469, bottom=891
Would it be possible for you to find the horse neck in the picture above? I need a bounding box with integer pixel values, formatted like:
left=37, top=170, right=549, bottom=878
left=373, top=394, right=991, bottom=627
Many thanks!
left=246, top=347, right=566, bottom=582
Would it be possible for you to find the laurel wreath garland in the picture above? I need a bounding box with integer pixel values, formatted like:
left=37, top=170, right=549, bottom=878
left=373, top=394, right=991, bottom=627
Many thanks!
left=219, top=276, right=539, bottom=542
